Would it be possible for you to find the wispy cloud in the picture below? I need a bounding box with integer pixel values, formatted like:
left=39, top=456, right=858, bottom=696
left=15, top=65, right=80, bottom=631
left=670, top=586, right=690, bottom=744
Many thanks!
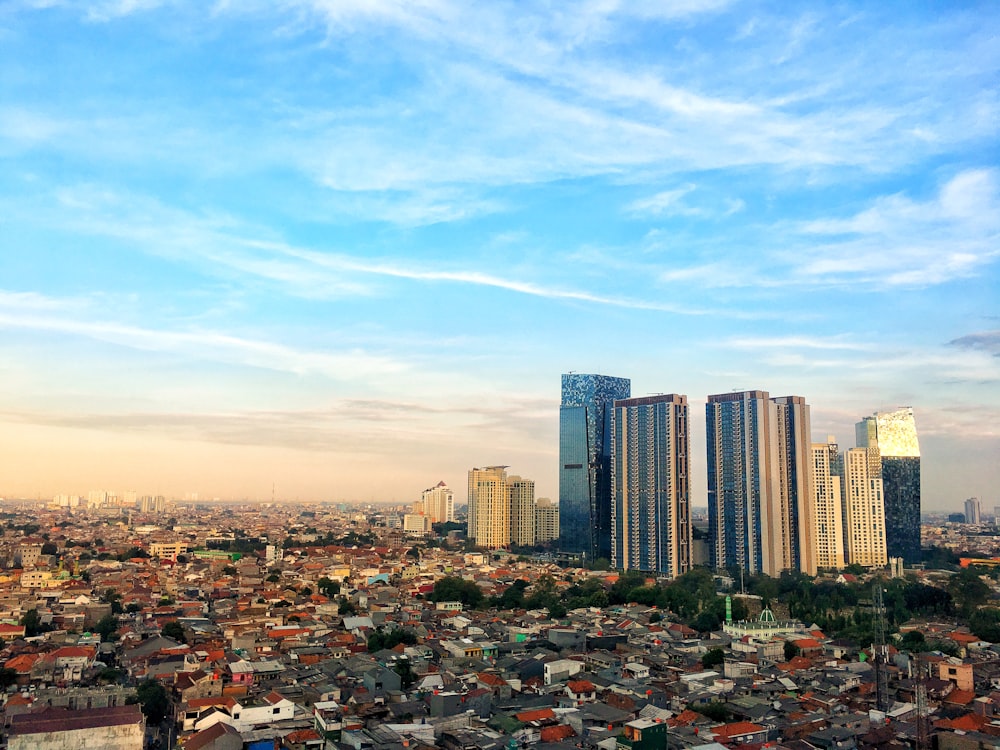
left=950, top=330, right=1000, bottom=357
left=789, top=168, right=1000, bottom=286
left=0, top=305, right=406, bottom=379
left=725, top=335, right=874, bottom=351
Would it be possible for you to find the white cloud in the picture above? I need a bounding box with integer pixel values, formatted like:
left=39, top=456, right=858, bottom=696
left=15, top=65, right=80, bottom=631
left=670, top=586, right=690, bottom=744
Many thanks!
left=791, top=168, right=1000, bottom=286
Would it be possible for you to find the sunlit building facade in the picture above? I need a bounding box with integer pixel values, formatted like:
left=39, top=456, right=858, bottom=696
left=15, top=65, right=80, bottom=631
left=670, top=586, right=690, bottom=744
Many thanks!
left=856, top=407, right=921, bottom=564
left=534, top=497, right=559, bottom=544
left=611, top=394, right=691, bottom=577
left=508, top=475, right=536, bottom=547
left=841, top=447, right=887, bottom=568
left=421, top=481, right=455, bottom=524
left=467, top=466, right=510, bottom=549
left=559, top=373, right=631, bottom=561
left=772, top=396, right=815, bottom=575
left=811, top=438, right=845, bottom=570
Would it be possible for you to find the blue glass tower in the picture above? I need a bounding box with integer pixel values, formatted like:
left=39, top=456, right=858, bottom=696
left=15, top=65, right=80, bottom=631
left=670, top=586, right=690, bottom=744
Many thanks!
left=559, top=373, right=631, bottom=561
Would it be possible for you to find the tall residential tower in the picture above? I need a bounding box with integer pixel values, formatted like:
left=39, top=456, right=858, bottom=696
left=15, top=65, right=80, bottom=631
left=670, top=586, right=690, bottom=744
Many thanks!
left=706, top=390, right=814, bottom=576
left=611, top=394, right=691, bottom=577
left=467, top=466, right=510, bottom=549
left=559, top=373, right=631, bottom=561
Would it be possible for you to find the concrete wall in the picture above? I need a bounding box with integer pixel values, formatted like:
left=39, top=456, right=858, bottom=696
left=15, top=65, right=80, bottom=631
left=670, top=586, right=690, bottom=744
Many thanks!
left=9, top=723, right=143, bottom=750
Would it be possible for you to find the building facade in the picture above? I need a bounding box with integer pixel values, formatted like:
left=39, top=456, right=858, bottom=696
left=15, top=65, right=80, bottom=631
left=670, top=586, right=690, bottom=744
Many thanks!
left=772, top=396, right=815, bottom=575
left=856, top=407, right=921, bottom=564
left=706, top=390, right=814, bottom=576
left=534, top=497, right=559, bottom=544
left=558, top=373, right=631, bottom=561
left=421, top=481, right=455, bottom=524
left=965, top=497, right=982, bottom=525
left=841, top=447, right=888, bottom=568
left=508, top=476, right=536, bottom=547
left=467, top=466, right=510, bottom=549
left=610, top=394, right=691, bottom=577
left=706, top=391, right=776, bottom=575
left=811, top=439, right=845, bottom=570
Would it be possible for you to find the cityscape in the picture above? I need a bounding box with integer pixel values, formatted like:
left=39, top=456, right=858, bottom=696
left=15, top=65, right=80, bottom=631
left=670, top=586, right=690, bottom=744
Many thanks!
left=2, top=2, right=999, bottom=750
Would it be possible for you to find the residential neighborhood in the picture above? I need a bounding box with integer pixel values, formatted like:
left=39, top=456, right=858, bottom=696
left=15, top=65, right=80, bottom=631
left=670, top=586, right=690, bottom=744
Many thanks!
left=0, top=501, right=997, bottom=750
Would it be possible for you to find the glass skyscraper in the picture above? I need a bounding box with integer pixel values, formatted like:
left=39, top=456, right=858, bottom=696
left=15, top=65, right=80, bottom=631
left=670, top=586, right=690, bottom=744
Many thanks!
left=611, top=394, right=691, bottom=577
left=856, top=407, right=921, bottom=565
left=559, top=373, right=630, bottom=560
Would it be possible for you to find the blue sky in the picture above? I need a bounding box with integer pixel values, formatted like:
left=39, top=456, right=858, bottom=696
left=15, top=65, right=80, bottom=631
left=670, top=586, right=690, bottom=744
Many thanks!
left=1, top=0, right=997, bottom=510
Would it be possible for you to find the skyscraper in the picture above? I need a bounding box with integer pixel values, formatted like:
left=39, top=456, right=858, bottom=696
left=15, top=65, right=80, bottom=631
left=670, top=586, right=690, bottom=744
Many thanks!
left=421, top=481, right=455, bottom=524
left=841, top=447, right=887, bottom=568
left=856, top=407, right=921, bottom=564
left=706, top=390, right=814, bottom=576
left=811, top=438, right=845, bottom=571
left=534, top=497, right=560, bottom=544
left=508, top=475, right=536, bottom=547
left=559, top=373, right=631, bottom=561
left=467, top=466, right=510, bottom=549
left=965, top=497, right=982, bottom=525
left=707, top=391, right=775, bottom=575
left=772, top=396, right=815, bottom=575
left=611, top=394, right=691, bottom=577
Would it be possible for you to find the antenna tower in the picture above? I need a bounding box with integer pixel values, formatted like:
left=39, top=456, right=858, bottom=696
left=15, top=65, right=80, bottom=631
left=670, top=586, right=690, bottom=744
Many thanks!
left=872, top=583, right=890, bottom=712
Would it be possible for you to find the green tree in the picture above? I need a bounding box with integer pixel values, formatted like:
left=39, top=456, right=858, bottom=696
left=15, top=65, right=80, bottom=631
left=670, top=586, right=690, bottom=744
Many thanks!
left=969, top=608, right=1000, bottom=642
left=338, top=597, right=357, bottom=615
left=368, top=627, right=418, bottom=652
left=318, top=577, right=340, bottom=597
left=702, top=648, right=725, bottom=669
left=428, top=576, right=484, bottom=608
left=949, top=568, right=991, bottom=617
left=784, top=640, right=800, bottom=661
left=20, top=608, right=42, bottom=637
left=95, top=613, right=119, bottom=642
left=393, top=658, right=417, bottom=688
left=899, top=630, right=927, bottom=653
left=132, top=679, right=171, bottom=724
left=161, top=620, right=187, bottom=643
left=693, top=702, right=730, bottom=722
left=0, top=667, right=17, bottom=689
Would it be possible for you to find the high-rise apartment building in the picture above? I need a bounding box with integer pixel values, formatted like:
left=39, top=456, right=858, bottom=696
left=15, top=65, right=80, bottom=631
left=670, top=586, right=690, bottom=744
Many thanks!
left=811, top=438, right=845, bottom=570
left=611, top=394, right=691, bottom=577
left=706, top=390, right=814, bottom=576
left=707, top=391, right=775, bottom=575
left=534, top=498, right=559, bottom=544
left=508, top=476, right=536, bottom=547
left=421, top=481, right=455, bottom=524
left=856, top=407, right=921, bottom=564
left=965, top=497, right=982, bottom=525
left=841, top=447, right=887, bottom=568
left=772, top=396, right=815, bottom=575
left=559, top=373, right=631, bottom=561
left=467, top=466, right=510, bottom=549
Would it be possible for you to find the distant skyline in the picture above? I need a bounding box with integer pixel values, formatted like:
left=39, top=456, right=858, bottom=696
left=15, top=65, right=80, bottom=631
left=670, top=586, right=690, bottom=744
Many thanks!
left=1, top=2, right=998, bottom=510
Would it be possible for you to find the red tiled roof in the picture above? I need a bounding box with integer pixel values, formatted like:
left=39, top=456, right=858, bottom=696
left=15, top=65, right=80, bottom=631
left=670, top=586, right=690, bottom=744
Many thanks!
left=935, top=713, right=987, bottom=731
left=945, top=689, right=977, bottom=706
left=567, top=679, right=596, bottom=693
left=515, top=708, right=555, bottom=723
left=712, top=722, right=766, bottom=740
left=540, top=724, right=576, bottom=742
